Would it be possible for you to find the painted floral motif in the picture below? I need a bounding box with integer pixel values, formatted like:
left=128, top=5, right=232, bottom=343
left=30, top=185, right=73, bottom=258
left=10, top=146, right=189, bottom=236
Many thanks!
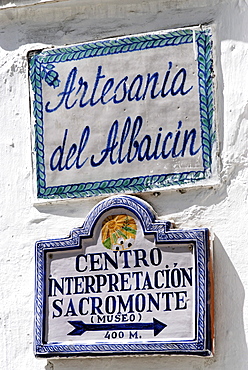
left=41, top=64, right=60, bottom=88
left=101, top=214, right=137, bottom=250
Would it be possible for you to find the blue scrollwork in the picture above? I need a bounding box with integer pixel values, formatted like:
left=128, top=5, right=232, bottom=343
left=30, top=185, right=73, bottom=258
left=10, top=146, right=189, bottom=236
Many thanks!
left=34, top=195, right=211, bottom=356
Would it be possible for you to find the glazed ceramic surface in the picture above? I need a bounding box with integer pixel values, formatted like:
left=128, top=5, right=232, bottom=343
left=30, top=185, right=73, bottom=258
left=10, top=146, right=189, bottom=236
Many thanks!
left=34, top=195, right=212, bottom=356
left=29, top=27, right=215, bottom=199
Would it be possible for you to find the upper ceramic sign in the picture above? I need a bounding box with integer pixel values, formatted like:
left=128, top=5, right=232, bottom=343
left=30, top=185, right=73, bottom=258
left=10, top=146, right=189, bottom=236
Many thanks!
left=29, top=27, right=215, bottom=199
left=34, top=195, right=213, bottom=357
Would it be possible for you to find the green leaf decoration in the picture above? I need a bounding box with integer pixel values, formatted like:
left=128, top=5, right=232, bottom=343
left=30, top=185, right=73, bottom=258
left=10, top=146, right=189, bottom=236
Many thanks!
left=29, top=28, right=215, bottom=199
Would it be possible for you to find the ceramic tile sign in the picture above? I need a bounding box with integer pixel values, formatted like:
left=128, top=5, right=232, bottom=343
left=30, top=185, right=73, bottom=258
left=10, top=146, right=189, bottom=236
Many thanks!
left=29, top=27, right=215, bottom=200
left=34, top=195, right=213, bottom=357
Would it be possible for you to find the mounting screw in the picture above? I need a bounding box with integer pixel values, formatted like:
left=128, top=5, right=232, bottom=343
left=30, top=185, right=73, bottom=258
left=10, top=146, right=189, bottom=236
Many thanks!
left=153, top=192, right=161, bottom=197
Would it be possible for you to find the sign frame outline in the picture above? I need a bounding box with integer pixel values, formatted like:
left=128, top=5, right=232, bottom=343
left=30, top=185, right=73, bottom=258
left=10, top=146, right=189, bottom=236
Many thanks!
left=34, top=195, right=212, bottom=357
left=29, top=27, right=215, bottom=200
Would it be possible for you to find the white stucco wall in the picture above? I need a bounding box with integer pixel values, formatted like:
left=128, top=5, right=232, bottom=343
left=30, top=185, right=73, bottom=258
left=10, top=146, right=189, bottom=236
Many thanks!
left=0, top=0, right=248, bottom=369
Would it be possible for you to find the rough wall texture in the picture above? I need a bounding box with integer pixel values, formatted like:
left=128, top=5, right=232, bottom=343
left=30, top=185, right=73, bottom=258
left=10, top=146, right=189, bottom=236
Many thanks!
left=0, top=0, right=248, bottom=369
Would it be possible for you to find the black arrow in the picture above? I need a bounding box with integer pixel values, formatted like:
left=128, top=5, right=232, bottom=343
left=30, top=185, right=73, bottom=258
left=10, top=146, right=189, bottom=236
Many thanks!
left=68, top=318, right=167, bottom=337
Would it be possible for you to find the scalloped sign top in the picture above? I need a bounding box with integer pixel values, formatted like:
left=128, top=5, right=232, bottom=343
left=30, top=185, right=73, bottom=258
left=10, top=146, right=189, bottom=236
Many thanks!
left=34, top=195, right=212, bottom=356
left=29, top=27, right=215, bottom=199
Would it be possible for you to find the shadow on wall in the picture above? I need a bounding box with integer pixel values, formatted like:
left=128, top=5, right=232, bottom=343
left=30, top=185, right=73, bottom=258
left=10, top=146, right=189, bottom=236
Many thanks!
left=208, top=235, right=248, bottom=369
left=1, top=0, right=245, bottom=222
left=1, top=0, right=248, bottom=51
left=47, top=235, right=248, bottom=370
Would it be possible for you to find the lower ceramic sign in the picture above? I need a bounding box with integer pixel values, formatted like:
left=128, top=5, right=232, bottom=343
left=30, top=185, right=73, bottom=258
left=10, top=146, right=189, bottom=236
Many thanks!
left=34, top=195, right=213, bottom=356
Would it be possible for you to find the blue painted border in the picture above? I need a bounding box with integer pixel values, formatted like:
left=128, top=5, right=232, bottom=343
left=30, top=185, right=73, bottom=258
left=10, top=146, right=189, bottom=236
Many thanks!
left=34, top=195, right=212, bottom=356
left=29, top=28, right=215, bottom=199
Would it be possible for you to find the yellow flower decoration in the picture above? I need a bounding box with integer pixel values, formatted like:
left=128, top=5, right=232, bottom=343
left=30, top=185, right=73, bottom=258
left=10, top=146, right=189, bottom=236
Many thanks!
left=102, top=214, right=137, bottom=250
